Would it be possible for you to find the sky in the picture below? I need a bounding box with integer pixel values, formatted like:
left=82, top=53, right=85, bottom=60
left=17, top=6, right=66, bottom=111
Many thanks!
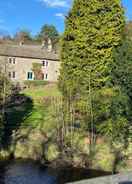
left=0, top=0, right=131, bottom=36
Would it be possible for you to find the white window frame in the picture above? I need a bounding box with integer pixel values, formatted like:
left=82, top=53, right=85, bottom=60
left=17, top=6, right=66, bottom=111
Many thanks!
left=27, top=71, right=33, bottom=80
left=44, top=73, right=48, bottom=80
left=8, top=57, right=16, bottom=64
left=42, top=60, right=48, bottom=67
left=12, top=71, right=16, bottom=79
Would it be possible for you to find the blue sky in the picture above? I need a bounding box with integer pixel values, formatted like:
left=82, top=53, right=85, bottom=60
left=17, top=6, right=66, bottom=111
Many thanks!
left=0, top=0, right=131, bottom=36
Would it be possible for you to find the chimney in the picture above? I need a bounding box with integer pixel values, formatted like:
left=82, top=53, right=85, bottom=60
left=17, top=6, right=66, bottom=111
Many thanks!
left=19, top=41, right=24, bottom=46
left=41, top=40, right=46, bottom=49
left=47, top=38, right=52, bottom=52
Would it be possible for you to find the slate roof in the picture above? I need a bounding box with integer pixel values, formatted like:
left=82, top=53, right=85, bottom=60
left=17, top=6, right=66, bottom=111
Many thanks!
left=0, top=44, right=59, bottom=61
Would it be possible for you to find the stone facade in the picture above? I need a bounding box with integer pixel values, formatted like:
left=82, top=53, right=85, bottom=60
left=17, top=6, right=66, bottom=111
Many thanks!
left=0, top=44, right=60, bottom=83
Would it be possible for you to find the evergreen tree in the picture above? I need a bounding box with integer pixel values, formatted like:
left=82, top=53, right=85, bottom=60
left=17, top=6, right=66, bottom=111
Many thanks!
left=59, top=0, right=125, bottom=98
left=112, top=38, right=132, bottom=99
left=0, top=61, right=11, bottom=146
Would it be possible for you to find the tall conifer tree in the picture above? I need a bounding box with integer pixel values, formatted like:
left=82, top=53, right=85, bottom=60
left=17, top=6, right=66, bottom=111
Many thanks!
left=59, top=0, right=125, bottom=98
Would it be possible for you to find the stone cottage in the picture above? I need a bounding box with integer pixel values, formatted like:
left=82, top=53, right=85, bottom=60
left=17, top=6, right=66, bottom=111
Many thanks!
left=0, top=41, right=60, bottom=83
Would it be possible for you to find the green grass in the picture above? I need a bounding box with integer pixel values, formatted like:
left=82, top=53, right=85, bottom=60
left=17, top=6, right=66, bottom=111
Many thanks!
left=23, top=84, right=61, bottom=103
left=5, top=83, right=61, bottom=134
left=20, top=83, right=61, bottom=128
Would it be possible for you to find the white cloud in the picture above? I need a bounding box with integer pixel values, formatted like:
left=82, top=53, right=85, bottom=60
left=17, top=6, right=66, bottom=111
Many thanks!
left=55, top=13, right=65, bottom=19
left=39, top=0, right=70, bottom=8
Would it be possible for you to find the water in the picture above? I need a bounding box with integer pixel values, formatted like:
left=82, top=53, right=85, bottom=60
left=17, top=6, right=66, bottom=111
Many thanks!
left=1, top=161, right=57, bottom=184
left=0, top=160, right=112, bottom=184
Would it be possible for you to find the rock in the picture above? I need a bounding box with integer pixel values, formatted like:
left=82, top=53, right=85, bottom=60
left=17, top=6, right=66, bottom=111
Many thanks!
left=45, top=143, right=60, bottom=162
left=13, top=128, right=47, bottom=161
left=0, top=150, right=11, bottom=160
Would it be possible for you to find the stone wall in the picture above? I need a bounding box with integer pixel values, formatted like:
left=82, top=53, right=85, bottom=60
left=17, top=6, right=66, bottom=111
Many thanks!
left=67, top=172, right=132, bottom=184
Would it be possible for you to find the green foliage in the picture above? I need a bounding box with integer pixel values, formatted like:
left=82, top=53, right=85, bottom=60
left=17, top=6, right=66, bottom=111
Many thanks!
left=93, top=143, right=115, bottom=171
left=112, top=38, right=132, bottom=99
left=59, top=0, right=125, bottom=97
left=45, top=143, right=59, bottom=161
left=32, top=63, right=43, bottom=80
left=36, top=24, right=60, bottom=48
left=0, top=72, right=12, bottom=145
left=92, top=87, right=130, bottom=143
left=14, top=29, right=32, bottom=42
left=39, top=24, right=59, bottom=39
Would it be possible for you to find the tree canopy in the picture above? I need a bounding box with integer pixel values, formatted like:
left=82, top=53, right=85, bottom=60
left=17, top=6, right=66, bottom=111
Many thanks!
left=124, top=21, right=132, bottom=40
left=59, top=0, right=125, bottom=98
left=14, top=29, right=32, bottom=43
left=36, top=24, right=60, bottom=48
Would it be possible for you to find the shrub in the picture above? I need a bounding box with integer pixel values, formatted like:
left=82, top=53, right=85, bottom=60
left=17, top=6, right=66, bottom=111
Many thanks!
left=24, top=80, right=48, bottom=88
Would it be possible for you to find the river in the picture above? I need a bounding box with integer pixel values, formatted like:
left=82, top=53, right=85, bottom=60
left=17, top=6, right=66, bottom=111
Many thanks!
left=0, top=160, right=112, bottom=184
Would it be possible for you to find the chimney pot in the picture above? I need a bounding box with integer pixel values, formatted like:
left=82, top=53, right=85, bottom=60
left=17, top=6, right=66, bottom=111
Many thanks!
left=47, top=38, right=52, bottom=52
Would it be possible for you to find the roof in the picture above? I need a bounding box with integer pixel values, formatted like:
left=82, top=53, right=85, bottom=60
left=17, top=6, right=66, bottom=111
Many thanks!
left=0, top=44, right=59, bottom=61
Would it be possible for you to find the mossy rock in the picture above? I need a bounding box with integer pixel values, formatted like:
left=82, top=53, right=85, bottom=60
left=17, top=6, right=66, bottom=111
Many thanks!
left=14, top=130, right=45, bottom=161
left=72, top=154, right=86, bottom=167
left=0, top=150, right=11, bottom=160
left=12, top=128, right=48, bottom=161
left=92, top=144, right=115, bottom=171
left=14, top=141, right=29, bottom=159
left=64, top=132, right=89, bottom=155
left=45, top=143, right=59, bottom=162
left=14, top=140, right=44, bottom=161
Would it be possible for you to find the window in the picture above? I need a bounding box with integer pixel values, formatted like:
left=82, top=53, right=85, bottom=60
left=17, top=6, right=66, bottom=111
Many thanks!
left=43, top=61, right=45, bottom=66
left=45, top=73, right=48, bottom=80
left=27, top=72, right=33, bottom=80
left=9, top=58, right=12, bottom=64
left=12, top=71, right=16, bottom=78
left=42, top=60, right=48, bottom=67
left=8, top=72, right=11, bottom=78
left=13, top=58, right=15, bottom=64
left=8, top=57, right=16, bottom=64
left=46, top=61, right=48, bottom=67
left=8, top=71, right=16, bottom=79
left=43, top=73, right=48, bottom=80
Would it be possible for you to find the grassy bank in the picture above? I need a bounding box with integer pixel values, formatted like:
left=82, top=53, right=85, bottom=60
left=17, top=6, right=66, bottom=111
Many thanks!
left=2, top=83, right=62, bottom=163
left=21, top=83, right=61, bottom=128
left=1, top=83, right=131, bottom=172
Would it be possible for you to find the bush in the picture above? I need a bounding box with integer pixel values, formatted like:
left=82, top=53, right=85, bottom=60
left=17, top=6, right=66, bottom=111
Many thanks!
left=92, top=144, right=115, bottom=171
left=24, top=80, right=48, bottom=88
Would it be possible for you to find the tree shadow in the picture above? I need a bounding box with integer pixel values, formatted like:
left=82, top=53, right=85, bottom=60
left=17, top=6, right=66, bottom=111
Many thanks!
left=57, top=167, right=113, bottom=183
left=2, top=93, right=33, bottom=148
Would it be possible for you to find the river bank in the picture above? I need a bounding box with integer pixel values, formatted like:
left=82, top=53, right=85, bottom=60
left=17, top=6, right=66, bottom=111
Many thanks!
left=1, top=84, right=131, bottom=176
